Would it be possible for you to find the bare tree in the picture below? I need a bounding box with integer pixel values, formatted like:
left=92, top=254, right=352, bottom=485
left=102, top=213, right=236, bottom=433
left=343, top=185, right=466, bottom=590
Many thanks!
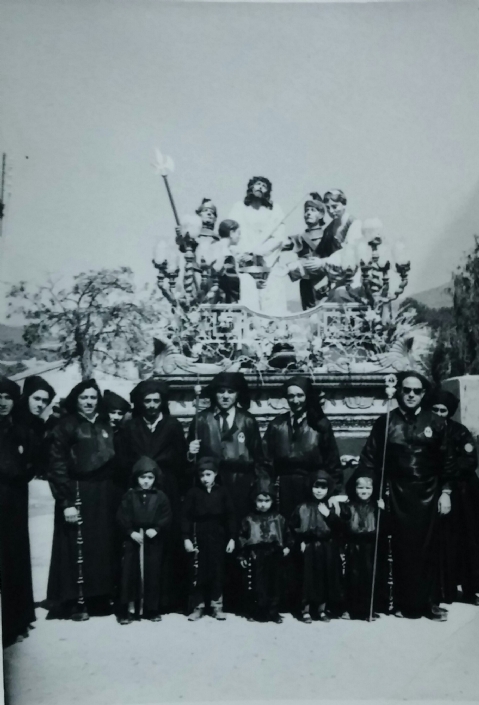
left=8, top=267, right=158, bottom=380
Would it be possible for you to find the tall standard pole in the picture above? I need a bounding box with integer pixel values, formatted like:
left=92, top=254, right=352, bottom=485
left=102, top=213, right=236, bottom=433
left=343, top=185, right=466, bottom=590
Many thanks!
left=0, top=153, right=6, bottom=242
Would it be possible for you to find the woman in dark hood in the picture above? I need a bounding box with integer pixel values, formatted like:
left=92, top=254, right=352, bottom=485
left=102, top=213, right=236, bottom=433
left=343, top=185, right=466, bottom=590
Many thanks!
left=0, top=376, right=36, bottom=646
left=16, top=375, right=55, bottom=479
left=46, top=378, right=117, bottom=621
left=430, top=388, right=479, bottom=605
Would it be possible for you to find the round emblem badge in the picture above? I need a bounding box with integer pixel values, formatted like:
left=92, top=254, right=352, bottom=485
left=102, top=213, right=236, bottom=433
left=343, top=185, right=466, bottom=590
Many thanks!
left=102, top=430, right=109, bottom=439
left=18, top=445, right=24, bottom=455
left=238, top=432, right=245, bottom=444
left=465, top=443, right=474, bottom=453
left=424, top=427, right=433, bottom=438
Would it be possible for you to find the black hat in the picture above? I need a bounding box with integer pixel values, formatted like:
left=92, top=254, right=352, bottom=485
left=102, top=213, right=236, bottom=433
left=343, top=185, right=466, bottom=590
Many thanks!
left=130, top=379, right=170, bottom=416
left=196, top=456, right=220, bottom=474
left=131, top=456, right=163, bottom=486
left=283, top=376, right=313, bottom=397
left=0, top=376, right=21, bottom=402
left=304, top=192, right=325, bottom=214
left=430, top=388, right=459, bottom=418
left=64, top=379, right=103, bottom=416
left=310, top=469, right=334, bottom=495
left=104, top=390, right=131, bottom=414
left=204, top=372, right=250, bottom=409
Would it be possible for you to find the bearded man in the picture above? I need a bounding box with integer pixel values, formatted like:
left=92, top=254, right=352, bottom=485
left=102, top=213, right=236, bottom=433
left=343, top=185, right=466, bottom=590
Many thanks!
left=228, top=177, right=287, bottom=314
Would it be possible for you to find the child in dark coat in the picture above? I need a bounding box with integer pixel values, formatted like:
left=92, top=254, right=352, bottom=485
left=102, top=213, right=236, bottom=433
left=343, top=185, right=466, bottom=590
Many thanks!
left=342, top=469, right=386, bottom=620
left=238, top=477, right=291, bottom=623
left=181, top=457, right=236, bottom=621
left=116, top=457, right=172, bottom=624
left=290, top=469, right=343, bottom=623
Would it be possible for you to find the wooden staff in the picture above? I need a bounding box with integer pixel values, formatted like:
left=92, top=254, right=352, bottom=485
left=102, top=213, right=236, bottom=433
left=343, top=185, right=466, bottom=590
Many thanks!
left=368, top=373, right=397, bottom=622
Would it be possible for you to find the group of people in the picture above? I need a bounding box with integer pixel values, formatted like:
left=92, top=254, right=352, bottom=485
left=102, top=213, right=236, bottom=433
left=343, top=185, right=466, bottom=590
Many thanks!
left=170, top=178, right=374, bottom=314
left=1, top=368, right=479, bottom=645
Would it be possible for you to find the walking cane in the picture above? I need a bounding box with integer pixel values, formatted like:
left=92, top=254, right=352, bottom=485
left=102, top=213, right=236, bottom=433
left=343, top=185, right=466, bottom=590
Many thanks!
left=139, top=528, right=145, bottom=617
left=368, top=373, right=397, bottom=622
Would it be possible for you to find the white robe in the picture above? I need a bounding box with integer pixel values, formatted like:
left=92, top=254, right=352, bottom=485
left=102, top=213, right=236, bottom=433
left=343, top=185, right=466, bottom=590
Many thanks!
left=228, top=201, right=288, bottom=314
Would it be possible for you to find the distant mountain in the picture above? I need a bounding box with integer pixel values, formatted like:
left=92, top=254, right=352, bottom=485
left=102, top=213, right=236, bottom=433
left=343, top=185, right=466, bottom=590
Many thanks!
left=410, top=283, right=453, bottom=309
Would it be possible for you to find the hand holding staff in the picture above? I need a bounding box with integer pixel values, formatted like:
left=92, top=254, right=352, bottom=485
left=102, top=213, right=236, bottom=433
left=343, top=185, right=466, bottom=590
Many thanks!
left=369, top=373, right=397, bottom=622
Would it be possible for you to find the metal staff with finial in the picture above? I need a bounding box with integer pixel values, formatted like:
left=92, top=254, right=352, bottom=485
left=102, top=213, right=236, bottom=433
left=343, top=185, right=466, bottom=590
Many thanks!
left=153, top=149, right=179, bottom=225
left=368, top=373, right=397, bottom=622
left=190, top=378, right=202, bottom=601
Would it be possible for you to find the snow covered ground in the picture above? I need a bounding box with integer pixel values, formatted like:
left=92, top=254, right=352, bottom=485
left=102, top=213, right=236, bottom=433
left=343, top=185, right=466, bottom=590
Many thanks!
left=3, top=480, right=479, bottom=705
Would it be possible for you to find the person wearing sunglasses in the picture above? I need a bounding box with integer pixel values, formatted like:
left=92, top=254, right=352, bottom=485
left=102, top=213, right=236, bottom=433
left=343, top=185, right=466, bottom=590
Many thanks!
left=357, top=370, right=455, bottom=621
left=430, top=388, right=479, bottom=607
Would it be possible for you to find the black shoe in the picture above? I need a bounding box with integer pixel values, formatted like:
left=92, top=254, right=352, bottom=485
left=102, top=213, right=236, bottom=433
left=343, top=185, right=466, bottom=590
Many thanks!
left=269, top=611, right=283, bottom=624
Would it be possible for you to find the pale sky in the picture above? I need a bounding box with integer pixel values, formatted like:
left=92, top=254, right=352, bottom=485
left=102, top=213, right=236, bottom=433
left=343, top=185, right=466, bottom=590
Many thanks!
left=1, top=0, right=478, bottom=320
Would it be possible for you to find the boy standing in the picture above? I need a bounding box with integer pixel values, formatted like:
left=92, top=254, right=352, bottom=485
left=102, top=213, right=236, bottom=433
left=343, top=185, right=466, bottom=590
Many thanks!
left=182, top=457, right=236, bottom=621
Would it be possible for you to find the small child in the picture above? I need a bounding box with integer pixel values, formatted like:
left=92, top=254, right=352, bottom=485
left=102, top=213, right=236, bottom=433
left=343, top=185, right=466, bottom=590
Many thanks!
left=290, top=470, right=343, bottom=623
left=342, top=470, right=386, bottom=620
left=116, top=457, right=172, bottom=625
left=181, top=457, right=236, bottom=621
left=238, top=478, right=291, bottom=623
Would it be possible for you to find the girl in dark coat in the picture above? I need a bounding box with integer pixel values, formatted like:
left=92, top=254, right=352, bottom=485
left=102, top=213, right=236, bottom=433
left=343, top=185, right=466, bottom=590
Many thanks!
left=342, top=468, right=388, bottom=620
left=181, top=457, right=236, bottom=621
left=47, top=380, right=116, bottom=620
left=290, top=470, right=343, bottom=623
left=117, top=457, right=172, bottom=624
left=431, top=389, right=479, bottom=605
left=16, top=375, right=55, bottom=479
left=0, top=377, right=36, bottom=646
left=264, top=376, right=343, bottom=521
left=238, top=476, right=291, bottom=623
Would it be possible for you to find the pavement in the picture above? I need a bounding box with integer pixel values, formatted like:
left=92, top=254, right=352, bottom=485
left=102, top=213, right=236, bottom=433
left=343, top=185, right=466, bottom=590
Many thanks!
left=3, top=480, right=479, bottom=705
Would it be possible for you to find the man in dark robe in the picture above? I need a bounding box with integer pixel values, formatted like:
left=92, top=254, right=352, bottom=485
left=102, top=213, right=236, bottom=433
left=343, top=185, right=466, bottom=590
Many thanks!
left=264, top=376, right=343, bottom=520
left=103, top=388, right=133, bottom=603
left=283, top=193, right=338, bottom=309
left=47, top=380, right=116, bottom=620
left=120, top=379, right=188, bottom=610
left=431, top=388, right=479, bottom=605
left=187, top=372, right=266, bottom=519
left=357, top=371, right=455, bottom=621
left=0, top=377, right=36, bottom=646
left=187, top=372, right=266, bottom=613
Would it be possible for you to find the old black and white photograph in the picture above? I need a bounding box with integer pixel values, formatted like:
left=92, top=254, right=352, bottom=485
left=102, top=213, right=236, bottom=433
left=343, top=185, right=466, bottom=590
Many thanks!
left=1, top=0, right=479, bottom=703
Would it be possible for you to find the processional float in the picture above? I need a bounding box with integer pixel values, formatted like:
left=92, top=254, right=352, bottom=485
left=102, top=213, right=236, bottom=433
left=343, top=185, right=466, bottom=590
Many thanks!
left=150, top=149, right=427, bottom=455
